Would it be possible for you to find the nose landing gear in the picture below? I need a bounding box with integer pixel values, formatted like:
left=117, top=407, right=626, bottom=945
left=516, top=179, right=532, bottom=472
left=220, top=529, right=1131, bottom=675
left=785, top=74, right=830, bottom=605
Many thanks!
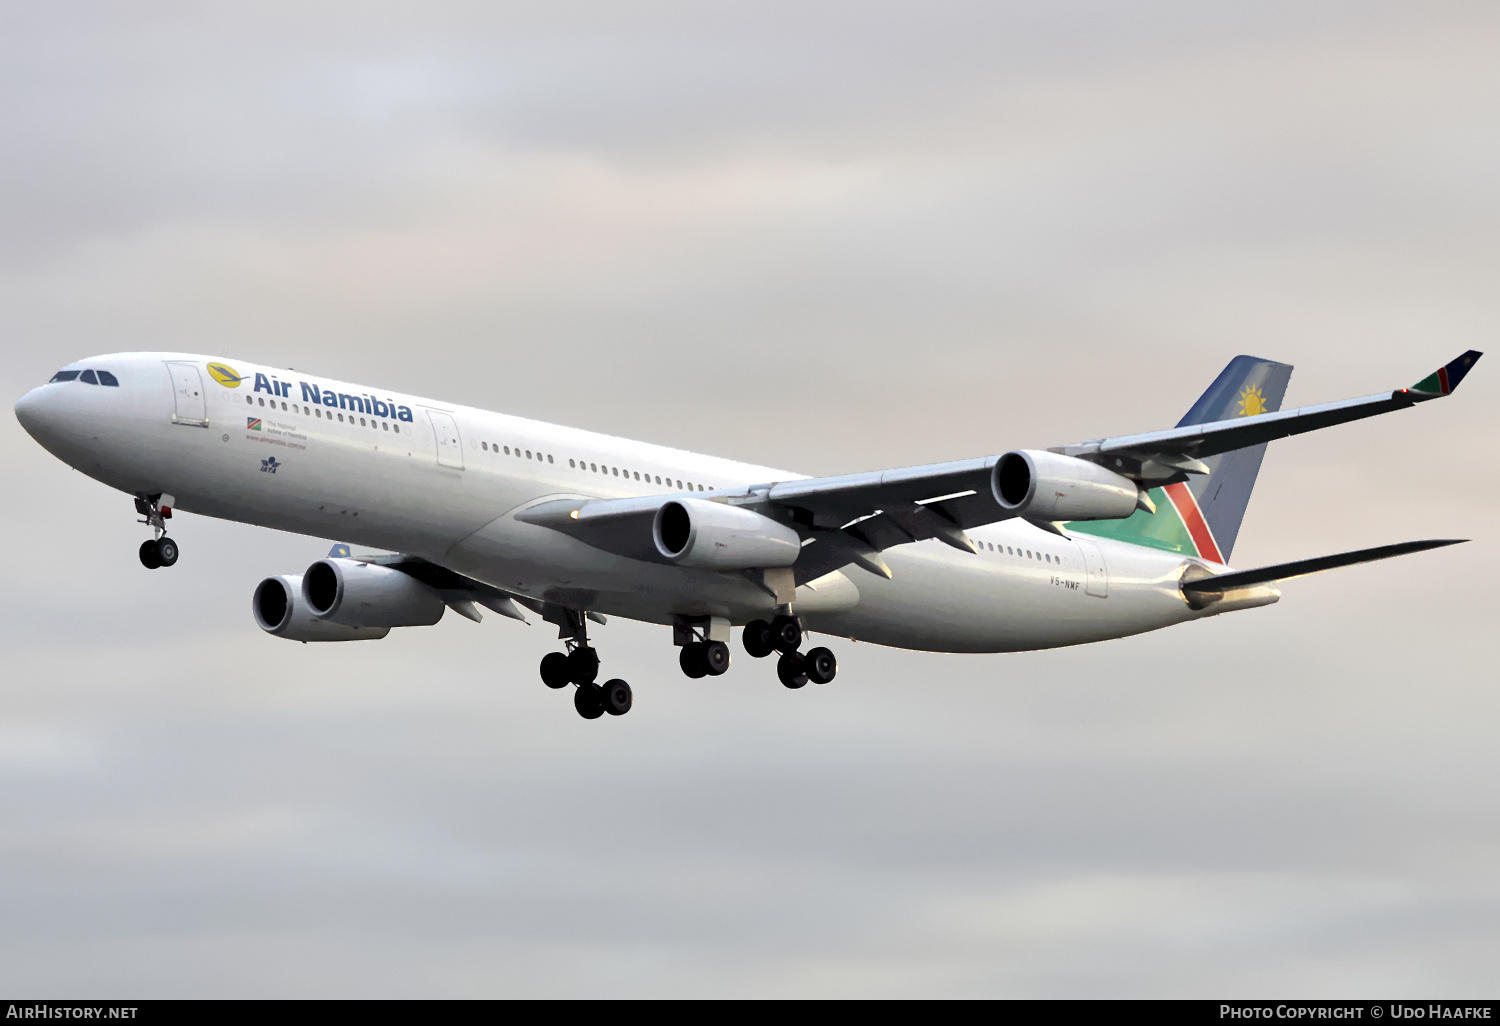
left=135, top=494, right=180, bottom=569
left=538, top=606, right=634, bottom=719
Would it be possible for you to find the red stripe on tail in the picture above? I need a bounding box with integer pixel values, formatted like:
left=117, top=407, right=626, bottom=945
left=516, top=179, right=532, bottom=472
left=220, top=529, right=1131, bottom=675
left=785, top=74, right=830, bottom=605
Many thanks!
left=1164, top=482, right=1224, bottom=563
left=1437, top=366, right=1451, bottom=395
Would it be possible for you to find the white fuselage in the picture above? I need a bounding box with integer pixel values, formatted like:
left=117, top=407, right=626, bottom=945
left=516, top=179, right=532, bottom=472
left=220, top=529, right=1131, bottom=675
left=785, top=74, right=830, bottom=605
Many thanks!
left=14, top=353, right=1256, bottom=652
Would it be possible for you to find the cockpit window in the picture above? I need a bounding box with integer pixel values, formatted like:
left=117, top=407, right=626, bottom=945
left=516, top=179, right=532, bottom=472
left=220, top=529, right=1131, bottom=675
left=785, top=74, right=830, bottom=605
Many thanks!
left=47, top=368, right=119, bottom=385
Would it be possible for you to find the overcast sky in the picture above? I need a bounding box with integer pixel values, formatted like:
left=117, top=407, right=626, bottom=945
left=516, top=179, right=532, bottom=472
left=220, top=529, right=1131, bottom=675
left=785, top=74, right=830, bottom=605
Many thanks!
left=2, top=1, right=1497, bottom=997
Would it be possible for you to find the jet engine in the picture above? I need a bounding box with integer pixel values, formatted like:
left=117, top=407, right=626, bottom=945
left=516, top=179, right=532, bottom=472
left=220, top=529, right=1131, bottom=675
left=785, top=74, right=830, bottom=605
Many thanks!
left=652, top=498, right=802, bottom=569
left=301, top=558, right=447, bottom=629
left=253, top=573, right=390, bottom=642
left=992, top=449, right=1143, bottom=521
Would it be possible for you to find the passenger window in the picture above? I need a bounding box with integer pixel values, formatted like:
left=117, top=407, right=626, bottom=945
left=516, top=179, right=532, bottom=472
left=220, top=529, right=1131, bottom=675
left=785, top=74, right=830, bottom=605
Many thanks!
left=259, top=398, right=266, bottom=406
left=525, top=450, right=532, bottom=459
left=482, top=442, right=488, bottom=451
left=633, top=471, right=639, bottom=480
left=382, top=422, right=388, bottom=431
left=547, top=455, right=553, bottom=464
left=48, top=370, right=80, bottom=383
left=676, top=480, right=682, bottom=489
left=338, top=413, right=344, bottom=422
left=612, top=467, right=619, bottom=476
left=315, top=409, right=322, bottom=418
left=97, top=370, right=119, bottom=386
left=654, top=476, right=661, bottom=485
left=246, top=396, right=253, bottom=404
left=590, top=463, right=597, bottom=472
left=569, top=459, right=576, bottom=468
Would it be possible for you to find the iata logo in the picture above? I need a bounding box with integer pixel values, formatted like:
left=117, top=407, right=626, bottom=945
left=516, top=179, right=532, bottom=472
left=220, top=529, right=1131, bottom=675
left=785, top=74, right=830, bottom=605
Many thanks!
left=207, top=362, right=245, bottom=388
left=1238, top=384, right=1267, bottom=416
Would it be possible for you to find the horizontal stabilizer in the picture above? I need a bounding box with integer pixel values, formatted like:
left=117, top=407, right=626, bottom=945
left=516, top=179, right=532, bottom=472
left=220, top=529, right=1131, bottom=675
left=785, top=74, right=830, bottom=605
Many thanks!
left=1181, top=538, right=1466, bottom=594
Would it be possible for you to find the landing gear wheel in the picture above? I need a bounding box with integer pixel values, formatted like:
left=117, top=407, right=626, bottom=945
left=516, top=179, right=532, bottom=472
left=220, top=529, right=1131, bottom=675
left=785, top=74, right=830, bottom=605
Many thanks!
left=777, top=651, right=808, bottom=689
left=742, top=620, right=774, bottom=659
left=155, top=536, right=179, bottom=567
left=679, top=643, right=709, bottom=679
left=602, top=679, right=633, bottom=716
left=138, top=539, right=162, bottom=570
left=703, top=641, right=731, bottom=676
left=540, top=652, right=572, bottom=689
left=804, top=646, right=837, bottom=685
left=567, top=646, right=600, bottom=685
left=770, top=614, right=802, bottom=654
left=574, top=683, right=604, bottom=719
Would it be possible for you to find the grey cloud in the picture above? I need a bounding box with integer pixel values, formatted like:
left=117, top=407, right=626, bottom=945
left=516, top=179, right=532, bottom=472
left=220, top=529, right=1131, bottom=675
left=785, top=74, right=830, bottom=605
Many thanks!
left=1, top=0, right=1498, bottom=997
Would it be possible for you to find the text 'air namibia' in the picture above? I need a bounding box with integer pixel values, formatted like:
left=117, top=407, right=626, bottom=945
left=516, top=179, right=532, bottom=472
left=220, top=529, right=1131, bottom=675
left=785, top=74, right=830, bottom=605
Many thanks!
left=15, top=350, right=1481, bottom=719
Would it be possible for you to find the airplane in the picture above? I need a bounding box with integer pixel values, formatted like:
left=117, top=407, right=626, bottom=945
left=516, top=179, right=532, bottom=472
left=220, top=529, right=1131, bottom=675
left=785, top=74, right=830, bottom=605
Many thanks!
left=13, top=349, right=1481, bottom=719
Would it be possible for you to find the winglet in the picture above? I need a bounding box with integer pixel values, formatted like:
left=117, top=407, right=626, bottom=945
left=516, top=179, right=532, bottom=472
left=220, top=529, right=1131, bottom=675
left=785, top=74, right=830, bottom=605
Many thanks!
left=1410, top=350, right=1482, bottom=396
left=327, top=542, right=352, bottom=558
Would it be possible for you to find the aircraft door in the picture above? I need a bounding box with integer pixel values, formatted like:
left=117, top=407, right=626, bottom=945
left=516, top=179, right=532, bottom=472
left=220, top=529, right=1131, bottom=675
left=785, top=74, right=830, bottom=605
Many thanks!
left=428, top=410, right=464, bottom=470
left=167, top=362, right=208, bottom=426
left=1074, top=537, right=1109, bottom=598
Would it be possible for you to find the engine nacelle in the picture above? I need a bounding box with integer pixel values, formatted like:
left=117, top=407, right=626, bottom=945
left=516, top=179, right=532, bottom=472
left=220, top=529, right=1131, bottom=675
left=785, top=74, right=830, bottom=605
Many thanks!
left=253, top=574, right=390, bottom=642
left=992, top=449, right=1142, bottom=521
left=652, top=498, right=802, bottom=569
left=301, top=558, right=446, bottom=629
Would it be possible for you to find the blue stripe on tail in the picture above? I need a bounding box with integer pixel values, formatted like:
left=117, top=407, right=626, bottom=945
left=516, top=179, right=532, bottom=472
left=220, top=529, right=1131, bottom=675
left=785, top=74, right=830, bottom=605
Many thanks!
left=1178, top=356, right=1293, bottom=562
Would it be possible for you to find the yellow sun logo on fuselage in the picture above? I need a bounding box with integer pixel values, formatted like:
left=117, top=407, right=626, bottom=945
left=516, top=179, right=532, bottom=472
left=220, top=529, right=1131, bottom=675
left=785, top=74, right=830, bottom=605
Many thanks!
left=207, top=362, right=244, bottom=388
left=1238, top=384, right=1267, bottom=416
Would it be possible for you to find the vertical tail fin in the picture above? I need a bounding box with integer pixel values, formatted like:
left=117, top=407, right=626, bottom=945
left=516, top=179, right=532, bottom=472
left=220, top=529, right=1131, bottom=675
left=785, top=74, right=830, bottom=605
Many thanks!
left=1068, top=356, right=1293, bottom=563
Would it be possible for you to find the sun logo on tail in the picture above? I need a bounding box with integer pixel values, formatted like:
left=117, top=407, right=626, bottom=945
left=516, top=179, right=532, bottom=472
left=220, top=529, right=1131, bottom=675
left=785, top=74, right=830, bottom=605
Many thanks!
left=1238, top=384, right=1267, bottom=416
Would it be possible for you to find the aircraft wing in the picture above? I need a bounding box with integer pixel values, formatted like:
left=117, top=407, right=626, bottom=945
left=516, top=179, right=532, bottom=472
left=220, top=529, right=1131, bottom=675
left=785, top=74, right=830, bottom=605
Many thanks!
left=336, top=547, right=535, bottom=624
left=1063, top=349, right=1483, bottom=465
left=764, top=351, right=1481, bottom=578
left=511, top=351, right=1480, bottom=584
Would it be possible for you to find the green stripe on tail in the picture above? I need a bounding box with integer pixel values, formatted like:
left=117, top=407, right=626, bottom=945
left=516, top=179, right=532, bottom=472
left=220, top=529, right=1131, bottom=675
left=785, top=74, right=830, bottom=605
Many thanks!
left=1068, top=487, right=1199, bottom=556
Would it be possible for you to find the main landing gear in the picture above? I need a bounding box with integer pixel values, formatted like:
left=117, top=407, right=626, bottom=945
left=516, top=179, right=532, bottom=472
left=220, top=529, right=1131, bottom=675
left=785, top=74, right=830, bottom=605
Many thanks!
left=741, top=613, right=837, bottom=689
left=539, top=608, right=632, bottom=720
left=679, top=612, right=838, bottom=689
left=135, top=493, right=180, bottom=570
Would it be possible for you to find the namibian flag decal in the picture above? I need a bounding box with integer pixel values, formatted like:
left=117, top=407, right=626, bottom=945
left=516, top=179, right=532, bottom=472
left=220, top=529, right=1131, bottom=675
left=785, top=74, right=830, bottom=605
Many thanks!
left=246, top=417, right=262, bottom=431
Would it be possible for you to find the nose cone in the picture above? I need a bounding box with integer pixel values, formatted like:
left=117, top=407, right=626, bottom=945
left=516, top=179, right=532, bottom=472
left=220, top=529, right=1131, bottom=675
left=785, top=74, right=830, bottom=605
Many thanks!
left=13, top=387, right=57, bottom=443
